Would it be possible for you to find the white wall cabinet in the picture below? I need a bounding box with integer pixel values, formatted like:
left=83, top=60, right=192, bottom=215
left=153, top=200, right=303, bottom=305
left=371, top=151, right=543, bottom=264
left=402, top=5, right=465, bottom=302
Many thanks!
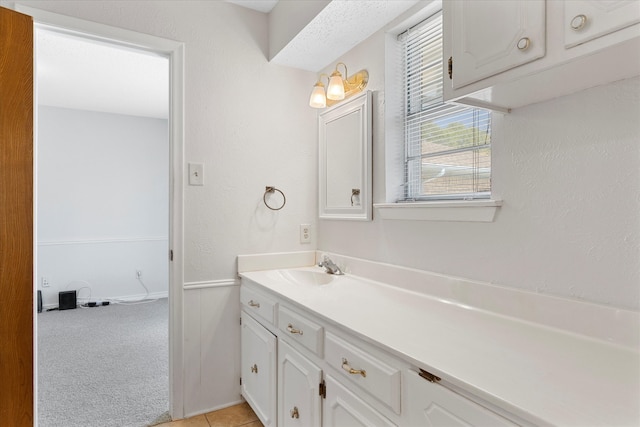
left=450, top=0, right=546, bottom=90
left=564, top=1, right=640, bottom=49
left=241, top=278, right=525, bottom=426
left=241, top=312, right=277, bottom=426
left=444, top=0, right=640, bottom=110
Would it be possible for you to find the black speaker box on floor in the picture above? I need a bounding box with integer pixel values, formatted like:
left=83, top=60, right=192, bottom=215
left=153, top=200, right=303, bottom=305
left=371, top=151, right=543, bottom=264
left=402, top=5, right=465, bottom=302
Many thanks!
left=59, top=290, right=77, bottom=310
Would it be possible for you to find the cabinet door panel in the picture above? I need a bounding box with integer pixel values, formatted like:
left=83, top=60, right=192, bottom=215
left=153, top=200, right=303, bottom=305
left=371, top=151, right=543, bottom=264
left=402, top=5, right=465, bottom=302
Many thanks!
left=404, top=370, right=517, bottom=427
left=451, top=0, right=546, bottom=89
left=323, top=374, right=397, bottom=427
left=241, top=313, right=277, bottom=426
left=278, top=339, right=322, bottom=427
left=564, top=0, right=640, bottom=48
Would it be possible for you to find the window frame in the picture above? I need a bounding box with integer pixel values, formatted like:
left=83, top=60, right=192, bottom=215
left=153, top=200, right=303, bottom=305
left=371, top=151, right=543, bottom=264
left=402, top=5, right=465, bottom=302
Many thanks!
left=375, top=2, right=501, bottom=222
left=400, top=10, right=492, bottom=202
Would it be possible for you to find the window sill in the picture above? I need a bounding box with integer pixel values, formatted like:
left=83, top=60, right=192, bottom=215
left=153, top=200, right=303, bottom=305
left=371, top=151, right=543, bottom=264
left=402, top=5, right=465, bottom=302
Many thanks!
left=373, top=200, right=502, bottom=222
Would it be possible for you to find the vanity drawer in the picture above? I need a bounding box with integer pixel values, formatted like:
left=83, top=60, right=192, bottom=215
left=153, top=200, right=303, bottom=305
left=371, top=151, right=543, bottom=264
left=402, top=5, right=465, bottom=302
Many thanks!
left=278, top=306, right=324, bottom=357
left=325, top=331, right=401, bottom=415
left=241, top=285, right=277, bottom=326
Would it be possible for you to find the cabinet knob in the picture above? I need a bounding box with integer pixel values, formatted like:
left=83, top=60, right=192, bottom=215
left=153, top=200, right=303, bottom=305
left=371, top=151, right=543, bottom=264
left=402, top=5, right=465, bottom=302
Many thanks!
left=248, top=300, right=260, bottom=308
left=342, top=358, right=367, bottom=377
left=250, top=364, right=258, bottom=374
left=517, top=37, right=531, bottom=51
left=287, top=324, right=304, bottom=335
left=290, top=406, right=299, bottom=419
left=570, top=14, right=587, bottom=31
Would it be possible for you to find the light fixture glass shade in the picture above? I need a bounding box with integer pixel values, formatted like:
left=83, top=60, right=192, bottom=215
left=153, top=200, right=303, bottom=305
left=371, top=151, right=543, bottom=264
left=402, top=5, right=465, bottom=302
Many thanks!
left=327, top=71, right=345, bottom=100
left=309, top=82, right=326, bottom=108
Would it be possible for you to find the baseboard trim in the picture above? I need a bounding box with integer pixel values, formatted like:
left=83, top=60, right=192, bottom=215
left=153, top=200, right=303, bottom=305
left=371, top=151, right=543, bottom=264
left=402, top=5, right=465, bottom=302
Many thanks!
left=182, top=399, right=244, bottom=420
left=41, top=291, right=168, bottom=310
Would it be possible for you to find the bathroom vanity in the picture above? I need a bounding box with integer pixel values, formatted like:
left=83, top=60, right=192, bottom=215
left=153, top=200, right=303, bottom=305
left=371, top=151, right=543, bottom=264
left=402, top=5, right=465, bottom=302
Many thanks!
left=238, top=253, right=639, bottom=427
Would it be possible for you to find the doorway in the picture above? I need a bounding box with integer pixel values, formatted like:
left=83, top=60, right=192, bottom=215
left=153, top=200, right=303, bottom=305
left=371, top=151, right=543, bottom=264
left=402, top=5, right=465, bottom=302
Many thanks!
left=35, top=26, right=170, bottom=426
left=13, top=5, right=186, bottom=424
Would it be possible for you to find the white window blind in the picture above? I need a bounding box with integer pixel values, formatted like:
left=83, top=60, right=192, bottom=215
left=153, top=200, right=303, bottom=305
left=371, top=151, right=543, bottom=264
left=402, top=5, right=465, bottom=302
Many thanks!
left=401, top=12, right=491, bottom=201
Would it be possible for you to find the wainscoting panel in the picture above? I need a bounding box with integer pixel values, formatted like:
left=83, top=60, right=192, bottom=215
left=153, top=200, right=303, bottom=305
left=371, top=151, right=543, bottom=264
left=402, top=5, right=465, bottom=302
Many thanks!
left=183, top=282, right=241, bottom=418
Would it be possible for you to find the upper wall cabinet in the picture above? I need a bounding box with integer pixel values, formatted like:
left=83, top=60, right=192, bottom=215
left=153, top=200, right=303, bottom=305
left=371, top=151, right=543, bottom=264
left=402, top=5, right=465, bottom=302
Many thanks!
left=564, top=1, right=640, bottom=48
left=443, top=0, right=640, bottom=111
left=450, top=0, right=546, bottom=90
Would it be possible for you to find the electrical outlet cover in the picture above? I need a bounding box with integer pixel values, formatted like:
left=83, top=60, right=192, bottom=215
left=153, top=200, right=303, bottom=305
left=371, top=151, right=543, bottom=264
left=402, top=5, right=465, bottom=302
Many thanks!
left=300, top=224, right=311, bottom=243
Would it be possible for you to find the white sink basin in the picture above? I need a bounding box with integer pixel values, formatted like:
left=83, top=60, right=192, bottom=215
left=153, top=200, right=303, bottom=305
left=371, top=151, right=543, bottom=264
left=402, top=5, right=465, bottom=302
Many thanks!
left=278, top=269, right=334, bottom=286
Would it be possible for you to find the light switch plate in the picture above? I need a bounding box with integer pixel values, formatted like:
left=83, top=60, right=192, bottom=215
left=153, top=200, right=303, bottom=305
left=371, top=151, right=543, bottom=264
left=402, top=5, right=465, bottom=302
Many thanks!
left=188, top=163, right=204, bottom=186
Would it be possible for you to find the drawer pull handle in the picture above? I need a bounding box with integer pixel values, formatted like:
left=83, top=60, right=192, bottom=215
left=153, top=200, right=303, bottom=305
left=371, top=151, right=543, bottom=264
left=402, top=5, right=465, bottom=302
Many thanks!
left=248, top=300, right=260, bottom=308
left=250, top=364, right=258, bottom=374
left=287, top=324, right=303, bottom=335
left=517, top=37, right=530, bottom=51
left=342, top=358, right=366, bottom=377
left=290, top=406, right=299, bottom=419
left=570, top=14, right=587, bottom=31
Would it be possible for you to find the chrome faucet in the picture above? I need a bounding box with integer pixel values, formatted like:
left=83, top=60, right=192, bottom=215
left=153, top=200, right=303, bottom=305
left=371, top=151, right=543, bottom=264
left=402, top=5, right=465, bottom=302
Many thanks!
left=318, top=255, right=344, bottom=275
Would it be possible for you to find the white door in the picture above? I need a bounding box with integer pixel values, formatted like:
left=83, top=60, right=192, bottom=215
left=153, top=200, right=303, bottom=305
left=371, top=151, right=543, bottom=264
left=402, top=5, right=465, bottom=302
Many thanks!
left=564, top=0, right=640, bottom=48
left=241, top=313, right=277, bottom=426
left=278, top=339, right=322, bottom=427
left=450, top=0, right=546, bottom=89
left=322, top=374, right=396, bottom=427
left=404, top=370, right=517, bottom=426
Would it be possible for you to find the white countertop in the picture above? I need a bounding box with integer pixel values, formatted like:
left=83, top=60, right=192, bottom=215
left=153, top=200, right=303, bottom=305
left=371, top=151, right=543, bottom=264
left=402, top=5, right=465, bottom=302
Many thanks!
left=240, top=266, right=640, bottom=426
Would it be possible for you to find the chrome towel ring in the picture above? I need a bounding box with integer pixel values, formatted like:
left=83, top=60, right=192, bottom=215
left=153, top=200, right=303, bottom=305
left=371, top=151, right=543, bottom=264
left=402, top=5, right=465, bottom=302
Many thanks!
left=263, top=186, right=286, bottom=211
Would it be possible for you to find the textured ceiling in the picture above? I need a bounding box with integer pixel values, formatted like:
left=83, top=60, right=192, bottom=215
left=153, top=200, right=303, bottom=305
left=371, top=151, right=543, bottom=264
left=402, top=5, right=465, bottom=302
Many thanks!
left=37, top=29, right=169, bottom=119
left=270, top=0, right=420, bottom=72
left=225, top=0, right=278, bottom=13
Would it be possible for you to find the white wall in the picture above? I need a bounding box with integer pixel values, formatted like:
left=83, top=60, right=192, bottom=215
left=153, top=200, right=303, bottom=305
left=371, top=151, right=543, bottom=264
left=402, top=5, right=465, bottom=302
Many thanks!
left=37, top=106, right=169, bottom=306
left=316, top=15, right=640, bottom=311
left=6, top=0, right=319, bottom=417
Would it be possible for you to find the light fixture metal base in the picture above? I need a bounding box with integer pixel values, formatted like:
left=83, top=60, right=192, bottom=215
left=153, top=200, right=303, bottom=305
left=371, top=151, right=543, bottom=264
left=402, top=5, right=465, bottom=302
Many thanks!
left=326, top=69, right=369, bottom=107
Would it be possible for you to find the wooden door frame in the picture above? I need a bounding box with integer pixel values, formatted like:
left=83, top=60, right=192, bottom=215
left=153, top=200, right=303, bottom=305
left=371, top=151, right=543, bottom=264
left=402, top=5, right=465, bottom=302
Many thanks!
left=13, top=4, right=186, bottom=421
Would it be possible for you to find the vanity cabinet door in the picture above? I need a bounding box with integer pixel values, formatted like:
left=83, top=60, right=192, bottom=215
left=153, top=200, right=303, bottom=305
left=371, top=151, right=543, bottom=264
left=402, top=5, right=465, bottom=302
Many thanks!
left=404, top=369, right=518, bottom=427
left=323, top=374, right=397, bottom=427
left=449, top=0, right=546, bottom=89
left=278, top=339, right=322, bottom=427
left=241, top=313, right=277, bottom=426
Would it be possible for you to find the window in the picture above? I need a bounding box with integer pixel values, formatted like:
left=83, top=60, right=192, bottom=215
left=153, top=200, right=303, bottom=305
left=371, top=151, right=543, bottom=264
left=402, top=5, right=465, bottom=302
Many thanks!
left=400, top=11, right=491, bottom=201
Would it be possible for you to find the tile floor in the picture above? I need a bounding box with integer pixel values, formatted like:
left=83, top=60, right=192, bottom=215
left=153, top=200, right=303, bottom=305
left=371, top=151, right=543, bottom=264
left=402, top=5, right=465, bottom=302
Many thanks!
left=155, top=402, right=263, bottom=427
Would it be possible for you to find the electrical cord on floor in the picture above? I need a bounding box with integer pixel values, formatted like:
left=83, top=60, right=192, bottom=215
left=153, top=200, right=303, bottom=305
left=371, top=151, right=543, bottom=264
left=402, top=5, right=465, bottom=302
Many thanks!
left=55, top=278, right=159, bottom=308
left=107, top=276, right=159, bottom=305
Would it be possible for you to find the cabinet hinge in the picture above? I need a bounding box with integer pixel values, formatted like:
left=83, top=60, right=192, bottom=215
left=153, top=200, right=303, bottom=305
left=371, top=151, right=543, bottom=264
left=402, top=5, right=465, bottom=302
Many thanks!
left=240, top=377, right=242, bottom=386
left=240, top=317, right=242, bottom=325
left=419, top=368, right=441, bottom=383
left=169, top=249, right=174, bottom=261
left=448, top=56, right=453, bottom=80
left=319, top=379, right=326, bottom=399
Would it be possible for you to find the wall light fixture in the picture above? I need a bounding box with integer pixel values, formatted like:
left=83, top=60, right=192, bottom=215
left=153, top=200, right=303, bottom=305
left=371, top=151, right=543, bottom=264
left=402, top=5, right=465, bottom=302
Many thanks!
left=309, top=62, right=369, bottom=109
